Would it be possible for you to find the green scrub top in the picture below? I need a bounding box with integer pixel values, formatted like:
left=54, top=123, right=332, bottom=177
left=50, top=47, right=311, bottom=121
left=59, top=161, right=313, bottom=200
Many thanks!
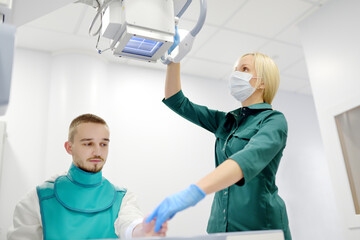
left=163, top=90, right=291, bottom=240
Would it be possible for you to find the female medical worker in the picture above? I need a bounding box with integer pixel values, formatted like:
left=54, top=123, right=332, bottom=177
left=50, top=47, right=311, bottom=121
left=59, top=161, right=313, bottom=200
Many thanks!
left=146, top=52, right=291, bottom=240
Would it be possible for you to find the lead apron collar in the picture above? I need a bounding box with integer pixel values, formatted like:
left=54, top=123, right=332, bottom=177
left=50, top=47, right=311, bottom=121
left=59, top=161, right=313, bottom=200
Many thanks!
left=54, top=163, right=116, bottom=213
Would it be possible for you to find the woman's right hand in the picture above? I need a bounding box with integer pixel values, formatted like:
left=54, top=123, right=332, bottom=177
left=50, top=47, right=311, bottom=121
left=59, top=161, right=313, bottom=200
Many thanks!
left=145, top=184, right=206, bottom=232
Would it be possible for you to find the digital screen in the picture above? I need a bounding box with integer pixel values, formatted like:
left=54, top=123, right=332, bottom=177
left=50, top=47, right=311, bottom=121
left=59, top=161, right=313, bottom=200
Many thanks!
left=122, top=37, right=163, bottom=57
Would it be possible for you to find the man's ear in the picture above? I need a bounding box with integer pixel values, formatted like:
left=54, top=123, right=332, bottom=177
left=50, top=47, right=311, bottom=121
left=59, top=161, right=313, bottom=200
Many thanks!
left=64, top=141, right=72, bottom=155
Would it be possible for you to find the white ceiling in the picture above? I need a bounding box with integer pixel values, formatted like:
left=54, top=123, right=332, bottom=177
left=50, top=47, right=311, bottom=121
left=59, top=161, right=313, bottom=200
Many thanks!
left=13, top=0, right=330, bottom=95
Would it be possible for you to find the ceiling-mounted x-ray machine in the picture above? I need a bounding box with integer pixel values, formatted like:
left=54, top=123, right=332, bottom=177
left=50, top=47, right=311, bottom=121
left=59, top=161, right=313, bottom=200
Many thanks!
left=0, top=0, right=206, bottom=116
left=83, top=0, right=207, bottom=63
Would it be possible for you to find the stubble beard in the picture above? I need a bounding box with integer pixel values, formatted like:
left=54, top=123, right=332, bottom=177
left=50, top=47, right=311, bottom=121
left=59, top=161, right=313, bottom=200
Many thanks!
left=75, top=160, right=104, bottom=173
left=81, top=164, right=103, bottom=173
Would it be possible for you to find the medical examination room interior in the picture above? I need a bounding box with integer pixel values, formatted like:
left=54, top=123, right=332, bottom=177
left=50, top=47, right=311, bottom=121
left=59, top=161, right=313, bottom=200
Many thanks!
left=1, top=0, right=360, bottom=239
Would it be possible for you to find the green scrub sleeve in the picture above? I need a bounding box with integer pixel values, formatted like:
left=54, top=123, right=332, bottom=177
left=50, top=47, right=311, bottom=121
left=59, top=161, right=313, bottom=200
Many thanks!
left=162, top=90, right=226, bottom=134
left=229, top=111, right=288, bottom=185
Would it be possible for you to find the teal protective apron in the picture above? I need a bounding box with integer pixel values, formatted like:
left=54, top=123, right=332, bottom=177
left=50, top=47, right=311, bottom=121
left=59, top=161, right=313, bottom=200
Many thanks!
left=37, top=164, right=126, bottom=240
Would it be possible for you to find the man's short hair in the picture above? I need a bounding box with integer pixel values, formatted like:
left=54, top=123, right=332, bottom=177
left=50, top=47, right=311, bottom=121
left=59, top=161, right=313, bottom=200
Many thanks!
left=68, top=114, right=108, bottom=142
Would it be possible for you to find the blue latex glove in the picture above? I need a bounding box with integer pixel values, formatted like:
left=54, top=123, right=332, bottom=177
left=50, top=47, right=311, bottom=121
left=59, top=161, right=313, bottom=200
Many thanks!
left=145, top=184, right=206, bottom=232
left=168, top=25, right=180, bottom=54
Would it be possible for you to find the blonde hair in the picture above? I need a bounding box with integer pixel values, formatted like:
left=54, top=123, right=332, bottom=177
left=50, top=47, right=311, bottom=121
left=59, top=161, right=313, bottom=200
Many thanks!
left=238, top=52, right=280, bottom=104
left=68, top=114, right=108, bottom=142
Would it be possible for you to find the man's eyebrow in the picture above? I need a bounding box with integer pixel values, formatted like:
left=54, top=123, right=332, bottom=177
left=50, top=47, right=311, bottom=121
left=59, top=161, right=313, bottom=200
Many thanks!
left=80, top=138, right=93, bottom=142
left=80, top=138, right=110, bottom=142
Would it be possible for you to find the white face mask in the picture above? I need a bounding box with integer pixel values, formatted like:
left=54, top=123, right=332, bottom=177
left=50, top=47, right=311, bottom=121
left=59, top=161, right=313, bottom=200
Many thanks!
left=229, top=71, right=255, bottom=102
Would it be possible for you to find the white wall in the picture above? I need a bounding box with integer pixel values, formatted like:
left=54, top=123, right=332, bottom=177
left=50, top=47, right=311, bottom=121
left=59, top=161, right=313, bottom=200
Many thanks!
left=0, top=49, right=50, bottom=238
left=0, top=122, right=6, bottom=176
left=299, top=0, right=360, bottom=239
left=274, top=91, right=343, bottom=239
left=0, top=49, right=343, bottom=239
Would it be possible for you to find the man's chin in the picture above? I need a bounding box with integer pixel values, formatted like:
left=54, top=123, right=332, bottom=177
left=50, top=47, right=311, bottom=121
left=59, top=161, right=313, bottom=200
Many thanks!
left=80, top=164, right=103, bottom=173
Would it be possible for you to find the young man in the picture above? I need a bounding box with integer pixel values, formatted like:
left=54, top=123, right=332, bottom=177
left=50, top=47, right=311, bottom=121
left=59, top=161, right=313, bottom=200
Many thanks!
left=8, top=114, right=167, bottom=239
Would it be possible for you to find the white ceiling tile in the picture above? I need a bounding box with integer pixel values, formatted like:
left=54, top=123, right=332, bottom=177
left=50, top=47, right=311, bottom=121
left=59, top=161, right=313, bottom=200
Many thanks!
left=16, top=26, right=95, bottom=52
left=272, top=1, right=334, bottom=48
left=225, top=0, right=313, bottom=38
left=11, top=0, right=74, bottom=26
left=181, top=58, right=232, bottom=80
left=76, top=5, right=100, bottom=37
left=181, top=0, right=247, bottom=26
left=25, top=3, right=88, bottom=34
left=259, top=41, right=305, bottom=71
left=275, top=25, right=303, bottom=46
left=276, top=3, right=326, bottom=34
left=177, top=19, right=219, bottom=56
left=194, top=29, right=268, bottom=64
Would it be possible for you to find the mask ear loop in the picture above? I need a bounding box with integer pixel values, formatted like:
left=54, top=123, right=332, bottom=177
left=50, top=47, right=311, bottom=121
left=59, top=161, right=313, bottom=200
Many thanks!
left=255, top=76, right=266, bottom=103
left=253, top=76, right=264, bottom=90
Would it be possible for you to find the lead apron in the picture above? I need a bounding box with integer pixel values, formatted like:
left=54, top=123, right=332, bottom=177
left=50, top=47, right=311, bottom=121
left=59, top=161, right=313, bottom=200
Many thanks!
left=37, top=165, right=126, bottom=240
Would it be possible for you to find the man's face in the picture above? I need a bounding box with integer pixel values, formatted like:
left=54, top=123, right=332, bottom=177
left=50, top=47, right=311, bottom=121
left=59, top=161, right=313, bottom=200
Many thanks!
left=65, top=122, right=110, bottom=173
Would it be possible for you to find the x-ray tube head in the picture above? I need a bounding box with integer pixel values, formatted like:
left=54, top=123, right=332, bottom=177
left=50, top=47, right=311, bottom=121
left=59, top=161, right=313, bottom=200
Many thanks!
left=122, top=37, right=164, bottom=57
left=89, top=0, right=204, bottom=63
left=102, top=0, right=175, bottom=62
left=112, top=24, right=174, bottom=61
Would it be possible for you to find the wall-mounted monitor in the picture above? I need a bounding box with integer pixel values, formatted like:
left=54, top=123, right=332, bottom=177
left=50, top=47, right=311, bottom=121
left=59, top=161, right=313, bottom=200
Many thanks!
left=335, top=105, right=360, bottom=214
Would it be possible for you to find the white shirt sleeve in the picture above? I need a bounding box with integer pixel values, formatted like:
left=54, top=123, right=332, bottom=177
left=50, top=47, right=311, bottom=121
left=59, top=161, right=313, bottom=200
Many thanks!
left=7, top=188, right=43, bottom=240
left=114, top=189, right=144, bottom=239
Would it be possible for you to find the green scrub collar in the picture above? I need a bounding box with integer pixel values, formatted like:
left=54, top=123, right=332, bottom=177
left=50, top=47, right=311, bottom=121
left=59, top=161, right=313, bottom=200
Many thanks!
left=67, top=163, right=103, bottom=187
left=226, top=103, right=273, bottom=122
left=247, top=102, right=272, bottom=110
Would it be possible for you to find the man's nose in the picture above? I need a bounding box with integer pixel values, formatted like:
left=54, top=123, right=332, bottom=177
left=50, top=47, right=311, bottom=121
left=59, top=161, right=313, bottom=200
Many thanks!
left=92, top=145, right=102, bottom=156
